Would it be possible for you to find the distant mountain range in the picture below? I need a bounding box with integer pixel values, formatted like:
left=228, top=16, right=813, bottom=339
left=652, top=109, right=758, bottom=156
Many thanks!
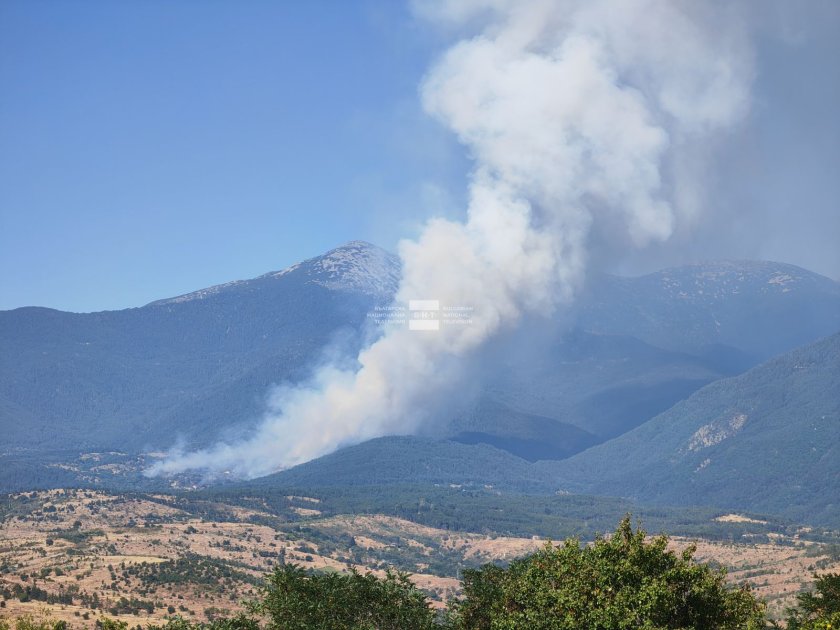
left=573, top=260, right=840, bottom=360
left=1, top=241, right=839, bottom=525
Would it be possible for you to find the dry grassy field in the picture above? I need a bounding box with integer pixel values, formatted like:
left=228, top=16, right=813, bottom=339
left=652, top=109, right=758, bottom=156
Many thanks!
left=1, top=491, right=838, bottom=627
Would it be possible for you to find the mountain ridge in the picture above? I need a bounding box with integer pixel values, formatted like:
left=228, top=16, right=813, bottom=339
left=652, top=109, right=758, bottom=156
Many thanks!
left=2, top=242, right=839, bottom=499
left=148, top=240, right=400, bottom=307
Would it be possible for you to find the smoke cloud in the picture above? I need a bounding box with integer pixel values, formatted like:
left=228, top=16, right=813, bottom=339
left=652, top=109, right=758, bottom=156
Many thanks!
left=148, top=0, right=754, bottom=479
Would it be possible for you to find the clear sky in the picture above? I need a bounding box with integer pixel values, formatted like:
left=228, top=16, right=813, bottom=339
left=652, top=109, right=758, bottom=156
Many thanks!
left=0, top=0, right=469, bottom=311
left=1, top=1, right=838, bottom=312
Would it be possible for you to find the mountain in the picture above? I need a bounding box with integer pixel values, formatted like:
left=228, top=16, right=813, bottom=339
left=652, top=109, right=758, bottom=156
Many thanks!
left=0, top=241, right=399, bottom=453
left=546, top=332, right=840, bottom=525
left=573, top=260, right=840, bottom=361
left=149, top=240, right=401, bottom=305
left=243, top=332, right=840, bottom=527
left=249, top=435, right=556, bottom=493
left=2, top=244, right=839, bottom=493
left=453, top=260, right=840, bottom=453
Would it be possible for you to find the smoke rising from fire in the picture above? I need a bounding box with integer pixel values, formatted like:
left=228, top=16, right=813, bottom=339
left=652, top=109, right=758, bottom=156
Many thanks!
left=149, top=0, right=754, bottom=479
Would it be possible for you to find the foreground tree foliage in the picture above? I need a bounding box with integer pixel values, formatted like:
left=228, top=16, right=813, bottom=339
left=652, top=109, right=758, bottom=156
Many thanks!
left=145, top=616, right=259, bottom=630
left=0, top=518, right=770, bottom=629
left=0, top=615, right=68, bottom=630
left=250, top=564, right=437, bottom=630
left=448, top=516, right=765, bottom=629
left=784, top=572, right=840, bottom=630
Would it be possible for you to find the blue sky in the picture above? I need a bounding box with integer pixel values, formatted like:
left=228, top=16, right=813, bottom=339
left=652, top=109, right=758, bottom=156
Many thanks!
left=0, top=1, right=469, bottom=311
left=1, top=1, right=838, bottom=312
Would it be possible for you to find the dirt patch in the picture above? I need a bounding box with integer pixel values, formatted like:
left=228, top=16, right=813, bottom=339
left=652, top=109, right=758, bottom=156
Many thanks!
left=715, top=514, right=768, bottom=525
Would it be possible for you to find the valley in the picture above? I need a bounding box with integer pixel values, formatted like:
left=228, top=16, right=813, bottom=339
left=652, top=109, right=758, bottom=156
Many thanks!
left=2, top=246, right=839, bottom=627
left=2, top=490, right=839, bottom=626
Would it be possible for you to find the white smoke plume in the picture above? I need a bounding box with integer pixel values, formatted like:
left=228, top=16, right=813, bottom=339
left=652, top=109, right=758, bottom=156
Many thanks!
left=148, top=0, right=753, bottom=479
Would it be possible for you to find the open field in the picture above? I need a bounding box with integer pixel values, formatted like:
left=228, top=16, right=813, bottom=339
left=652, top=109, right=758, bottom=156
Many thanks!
left=1, top=491, right=839, bottom=626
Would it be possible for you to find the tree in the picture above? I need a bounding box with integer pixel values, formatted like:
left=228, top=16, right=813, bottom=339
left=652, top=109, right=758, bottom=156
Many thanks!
left=448, top=516, right=765, bottom=629
left=785, top=572, right=840, bottom=630
left=9, top=615, right=68, bottom=630
left=146, top=615, right=260, bottom=630
left=251, top=564, right=438, bottom=630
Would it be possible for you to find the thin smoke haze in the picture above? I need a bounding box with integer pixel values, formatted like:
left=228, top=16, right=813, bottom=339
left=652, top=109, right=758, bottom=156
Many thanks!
left=148, top=0, right=754, bottom=479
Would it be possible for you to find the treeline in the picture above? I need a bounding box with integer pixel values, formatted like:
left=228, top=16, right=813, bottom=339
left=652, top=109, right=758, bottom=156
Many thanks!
left=0, top=583, right=73, bottom=606
left=123, top=557, right=259, bottom=590
left=4, top=518, right=838, bottom=629
left=201, top=483, right=804, bottom=544
left=0, top=583, right=104, bottom=613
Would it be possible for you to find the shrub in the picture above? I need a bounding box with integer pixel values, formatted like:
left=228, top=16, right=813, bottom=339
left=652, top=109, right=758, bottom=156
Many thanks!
left=251, top=564, right=437, bottom=630
left=785, top=572, right=840, bottom=630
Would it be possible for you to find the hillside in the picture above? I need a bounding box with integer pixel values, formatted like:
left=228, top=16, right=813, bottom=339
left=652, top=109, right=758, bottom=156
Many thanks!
left=477, top=328, right=728, bottom=441
left=255, top=332, right=840, bottom=527
left=0, top=242, right=398, bottom=454
left=3, top=489, right=839, bottom=627
left=548, top=332, right=840, bottom=524
left=448, top=399, right=600, bottom=461
left=246, top=435, right=555, bottom=493
left=2, top=243, right=838, bottom=493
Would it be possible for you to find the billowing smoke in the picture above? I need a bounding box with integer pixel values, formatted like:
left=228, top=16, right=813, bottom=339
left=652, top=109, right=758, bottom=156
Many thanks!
left=148, top=0, right=753, bottom=479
